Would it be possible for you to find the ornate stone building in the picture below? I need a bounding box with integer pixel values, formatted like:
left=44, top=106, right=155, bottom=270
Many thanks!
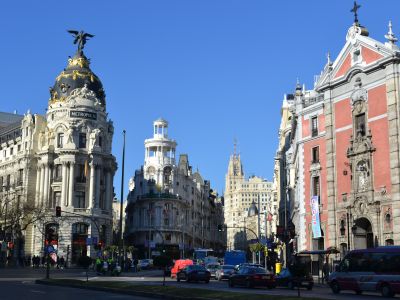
left=278, top=9, right=400, bottom=257
left=125, top=119, right=225, bottom=258
left=224, top=148, right=277, bottom=250
left=0, top=34, right=116, bottom=264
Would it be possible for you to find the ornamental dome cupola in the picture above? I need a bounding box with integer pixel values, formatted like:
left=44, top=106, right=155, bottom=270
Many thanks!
left=49, top=30, right=106, bottom=107
left=248, top=200, right=259, bottom=217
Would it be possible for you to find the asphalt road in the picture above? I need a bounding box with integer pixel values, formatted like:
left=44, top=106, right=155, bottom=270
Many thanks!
left=0, top=281, right=150, bottom=300
left=0, top=268, right=397, bottom=299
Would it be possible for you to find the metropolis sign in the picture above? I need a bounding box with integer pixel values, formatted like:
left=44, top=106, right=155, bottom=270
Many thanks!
left=70, top=110, right=97, bottom=120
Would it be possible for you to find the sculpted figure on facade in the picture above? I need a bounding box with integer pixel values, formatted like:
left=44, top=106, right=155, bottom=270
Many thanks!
left=89, top=128, right=101, bottom=151
left=65, top=125, right=76, bottom=148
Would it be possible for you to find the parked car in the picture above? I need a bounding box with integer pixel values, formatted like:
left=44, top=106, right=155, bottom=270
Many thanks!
left=215, top=264, right=235, bottom=281
left=275, top=268, right=313, bottom=290
left=229, top=266, right=275, bottom=289
left=171, top=259, right=193, bottom=278
left=177, top=265, right=211, bottom=283
left=138, top=259, right=153, bottom=270
left=206, top=263, right=220, bottom=278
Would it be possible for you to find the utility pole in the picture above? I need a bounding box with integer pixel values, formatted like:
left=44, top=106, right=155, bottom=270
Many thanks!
left=257, top=193, right=261, bottom=264
left=119, top=130, right=126, bottom=267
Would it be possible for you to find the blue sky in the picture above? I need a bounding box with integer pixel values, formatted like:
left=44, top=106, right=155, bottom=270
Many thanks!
left=1, top=1, right=399, bottom=198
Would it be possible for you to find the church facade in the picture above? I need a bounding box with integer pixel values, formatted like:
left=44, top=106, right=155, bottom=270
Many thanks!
left=0, top=34, right=116, bottom=265
left=278, top=12, right=400, bottom=257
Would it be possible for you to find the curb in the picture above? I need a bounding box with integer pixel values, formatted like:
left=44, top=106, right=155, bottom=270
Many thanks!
left=35, top=280, right=214, bottom=300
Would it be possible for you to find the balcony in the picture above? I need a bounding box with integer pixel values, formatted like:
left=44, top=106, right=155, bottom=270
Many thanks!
left=311, top=129, right=319, bottom=137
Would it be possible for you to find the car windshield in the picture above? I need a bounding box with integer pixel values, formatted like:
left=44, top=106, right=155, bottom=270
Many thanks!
left=189, top=265, right=206, bottom=271
left=223, top=265, right=235, bottom=270
left=248, top=267, right=267, bottom=274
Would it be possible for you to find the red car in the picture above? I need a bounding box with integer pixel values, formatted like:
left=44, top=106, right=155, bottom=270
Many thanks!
left=170, top=259, right=193, bottom=279
left=228, top=266, right=275, bottom=289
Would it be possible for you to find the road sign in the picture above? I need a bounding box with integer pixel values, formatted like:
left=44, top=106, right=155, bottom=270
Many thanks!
left=86, top=237, right=92, bottom=245
left=150, top=241, right=156, bottom=249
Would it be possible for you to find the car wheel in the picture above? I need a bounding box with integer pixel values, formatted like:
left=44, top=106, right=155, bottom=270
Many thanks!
left=177, top=277, right=180, bottom=282
left=287, top=281, right=294, bottom=290
left=205, top=279, right=210, bottom=283
left=331, top=281, right=340, bottom=294
left=218, top=276, right=222, bottom=281
left=381, top=284, right=394, bottom=298
left=229, top=279, right=234, bottom=288
left=355, top=290, right=362, bottom=295
left=307, top=285, right=313, bottom=291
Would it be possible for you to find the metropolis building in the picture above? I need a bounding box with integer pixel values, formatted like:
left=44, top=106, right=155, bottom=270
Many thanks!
left=0, top=34, right=116, bottom=264
left=126, top=119, right=225, bottom=258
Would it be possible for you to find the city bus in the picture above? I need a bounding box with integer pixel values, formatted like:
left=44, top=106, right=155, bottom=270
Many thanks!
left=328, top=246, right=400, bottom=297
left=194, top=248, right=215, bottom=263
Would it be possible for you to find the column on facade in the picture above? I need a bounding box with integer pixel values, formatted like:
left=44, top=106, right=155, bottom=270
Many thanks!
left=95, top=166, right=101, bottom=208
left=39, top=164, right=45, bottom=205
left=35, top=165, right=41, bottom=204
left=105, top=170, right=111, bottom=211
left=44, top=165, right=51, bottom=206
left=61, top=162, right=68, bottom=206
left=67, top=162, right=75, bottom=207
left=88, top=162, right=95, bottom=209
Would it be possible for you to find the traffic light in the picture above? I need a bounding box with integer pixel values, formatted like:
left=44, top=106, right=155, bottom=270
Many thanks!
left=56, top=206, right=61, bottom=217
left=218, top=224, right=223, bottom=232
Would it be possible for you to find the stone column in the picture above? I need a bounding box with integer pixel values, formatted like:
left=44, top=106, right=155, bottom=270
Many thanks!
left=39, top=164, right=45, bottom=205
left=88, top=162, right=95, bottom=209
left=35, top=165, right=41, bottom=204
left=95, top=166, right=101, bottom=208
left=43, top=164, right=50, bottom=206
left=68, top=162, right=75, bottom=207
left=105, top=170, right=111, bottom=211
left=61, top=162, right=68, bottom=206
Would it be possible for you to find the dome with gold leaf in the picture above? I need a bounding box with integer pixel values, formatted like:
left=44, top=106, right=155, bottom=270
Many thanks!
left=49, top=52, right=106, bottom=107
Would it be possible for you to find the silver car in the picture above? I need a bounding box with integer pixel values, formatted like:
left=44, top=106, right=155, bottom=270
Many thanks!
left=215, top=264, right=235, bottom=281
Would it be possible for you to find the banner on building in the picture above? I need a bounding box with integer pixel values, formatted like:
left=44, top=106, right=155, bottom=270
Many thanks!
left=310, top=196, right=322, bottom=238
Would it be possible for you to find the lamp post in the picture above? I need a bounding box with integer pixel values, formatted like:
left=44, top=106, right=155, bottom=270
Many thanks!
left=118, top=130, right=126, bottom=267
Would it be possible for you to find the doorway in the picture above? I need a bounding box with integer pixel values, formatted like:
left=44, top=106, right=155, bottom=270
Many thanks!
left=352, top=217, right=374, bottom=249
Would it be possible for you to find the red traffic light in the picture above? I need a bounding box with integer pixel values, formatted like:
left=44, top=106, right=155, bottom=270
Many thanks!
left=56, top=206, right=61, bottom=217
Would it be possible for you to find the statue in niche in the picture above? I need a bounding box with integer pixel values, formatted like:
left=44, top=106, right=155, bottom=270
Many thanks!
left=357, top=160, right=369, bottom=191
left=39, top=131, right=46, bottom=149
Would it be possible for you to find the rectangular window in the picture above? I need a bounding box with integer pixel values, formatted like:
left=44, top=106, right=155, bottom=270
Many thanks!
left=312, top=146, right=319, bottom=163
left=312, top=176, right=320, bottom=197
left=6, top=174, right=11, bottom=189
left=10, top=147, right=13, bottom=155
left=79, top=133, right=86, bottom=148
left=76, top=191, right=86, bottom=208
left=311, top=116, right=318, bottom=137
left=3, top=150, right=6, bottom=158
left=355, top=113, right=366, bottom=136
left=50, top=191, right=61, bottom=208
left=0, top=177, right=3, bottom=191
left=57, top=133, right=64, bottom=148
left=98, top=136, right=102, bottom=147
left=17, top=145, right=21, bottom=152
left=76, top=164, right=86, bottom=183
left=17, top=169, right=23, bottom=185
left=54, top=164, right=62, bottom=182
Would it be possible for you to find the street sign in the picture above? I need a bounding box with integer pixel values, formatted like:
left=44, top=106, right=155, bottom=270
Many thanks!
left=1, top=241, right=7, bottom=252
left=152, top=251, right=160, bottom=256
left=86, top=237, right=92, bottom=245
left=150, top=241, right=156, bottom=249
left=179, top=243, right=184, bottom=250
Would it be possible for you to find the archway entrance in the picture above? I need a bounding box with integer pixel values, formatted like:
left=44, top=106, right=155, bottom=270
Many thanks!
left=353, top=217, right=374, bottom=249
left=72, top=223, right=88, bottom=263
